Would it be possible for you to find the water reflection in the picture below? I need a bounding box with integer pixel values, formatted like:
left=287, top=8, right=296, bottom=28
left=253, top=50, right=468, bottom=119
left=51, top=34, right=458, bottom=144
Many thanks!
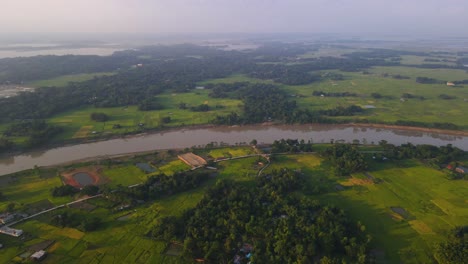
left=0, top=124, right=466, bottom=176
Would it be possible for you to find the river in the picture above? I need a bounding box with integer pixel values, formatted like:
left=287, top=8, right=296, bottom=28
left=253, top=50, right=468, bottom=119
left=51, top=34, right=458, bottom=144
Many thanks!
left=0, top=124, right=467, bottom=176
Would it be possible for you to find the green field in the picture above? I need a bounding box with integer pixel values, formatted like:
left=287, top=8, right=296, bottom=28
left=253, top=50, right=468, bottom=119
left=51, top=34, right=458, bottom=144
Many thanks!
left=3, top=60, right=468, bottom=148
left=399, top=55, right=458, bottom=66
left=44, top=89, right=242, bottom=142
left=205, top=70, right=468, bottom=128
left=1, top=147, right=467, bottom=263
left=266, top=154, right=468, bottom=263
left=27, top=72, right=115, bottom=88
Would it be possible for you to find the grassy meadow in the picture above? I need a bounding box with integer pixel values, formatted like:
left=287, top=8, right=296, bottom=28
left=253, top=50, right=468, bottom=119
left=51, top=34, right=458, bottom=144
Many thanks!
left=27, top=72, right=115, bottom=88
left=45, top=89, right=242, bottom=141
left=202, top=69, right=468, bottom=128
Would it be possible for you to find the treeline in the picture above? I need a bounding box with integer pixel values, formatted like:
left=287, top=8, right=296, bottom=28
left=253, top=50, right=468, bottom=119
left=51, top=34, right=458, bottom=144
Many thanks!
left=152, top=170, right=370, bottom=263
left=247, top=55, right=396, bottom=85
left=378, top=142, right=464, bottom=165
left=52, top=185, right=100, bottom=197
left=0, top=45, right=249, bottom=121
left=0, top=54, right=138, bottom=83
left=271, top=139, right=313, bottom=153
left=108, top=170, right=211, bottom=202
left=51, top=210, right=101, bottom=232
left=2, top=120, right=63, bottom=148
left=321, top=144, right=367, bottom=176
left=416, top=77, right=444, bottom=84
left=319, top=105, right=363, bottom=116
left=393, top=120, right=459, bottom=130
left=210, top=83, right=365, bottom=125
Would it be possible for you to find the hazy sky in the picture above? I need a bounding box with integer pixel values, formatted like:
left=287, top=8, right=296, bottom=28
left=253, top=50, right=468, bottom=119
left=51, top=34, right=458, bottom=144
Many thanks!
left=1, top=0, right=467, bottom=36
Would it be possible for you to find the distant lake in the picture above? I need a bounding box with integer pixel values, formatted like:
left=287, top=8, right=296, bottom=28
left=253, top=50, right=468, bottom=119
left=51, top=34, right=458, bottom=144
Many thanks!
left=0, top=124, right=466, bottom=176
left=0, top=46, right=124, bottom=58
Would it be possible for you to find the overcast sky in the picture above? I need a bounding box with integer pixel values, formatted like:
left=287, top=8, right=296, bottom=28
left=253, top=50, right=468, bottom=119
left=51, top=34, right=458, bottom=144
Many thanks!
left=1, top=0, right=467, bottom=36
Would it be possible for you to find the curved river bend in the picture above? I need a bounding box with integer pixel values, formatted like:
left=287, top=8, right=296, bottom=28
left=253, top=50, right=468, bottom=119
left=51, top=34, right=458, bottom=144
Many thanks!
left=1, top=125, right=467, bottom=176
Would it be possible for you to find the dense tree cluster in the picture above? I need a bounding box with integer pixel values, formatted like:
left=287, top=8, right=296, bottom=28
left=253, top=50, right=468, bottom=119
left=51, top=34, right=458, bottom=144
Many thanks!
left=2, top=120, right=63, bottom=147
left=0, top=138, right=14, bottom=152
left=51, top=210, right=102, bottom=232
left=453, top=79, right=468, bottom=85
left=415, top=77, right=444, bottom=84
left=51, top=184, right=79, bottom=197
left=393, top=120, right=458, bottom=130
left=271, top=139, right=313, bottom=153
left=379, top=142, right=464, bottom=165
left=321, top=144, right=367, bottom=176
left=240, top=84, right=297, bottom=123
left=435, top=226, right=467, bottom=264
left=0, top=45, right=248, bottom=121
left=112, top=170, right=211, bottom=201
left=438, top=94, right=457, bottom=100
left=90, top=112, right=109, bottom=122
left=319, top=105, right=363, bottom=117
left=152, top=170, right=370, bottom=263
left=138, top=98, right=164, bottom=111
left=401, top=93, right=425, bottom=100
left=190, top=104, right=211, bottom=112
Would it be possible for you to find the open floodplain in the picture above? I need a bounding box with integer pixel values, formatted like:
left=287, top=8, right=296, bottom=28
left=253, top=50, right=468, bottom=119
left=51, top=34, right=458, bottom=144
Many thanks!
left=0, top=145, right=467, bottom=263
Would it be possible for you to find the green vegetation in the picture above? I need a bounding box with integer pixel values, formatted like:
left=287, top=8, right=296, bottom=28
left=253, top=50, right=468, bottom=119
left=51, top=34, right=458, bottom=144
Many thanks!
left=27, top=72, right=115, bottom=88
left=1, top=144, right=466, bottom=263
left=1, top=44, right=468, bottom=155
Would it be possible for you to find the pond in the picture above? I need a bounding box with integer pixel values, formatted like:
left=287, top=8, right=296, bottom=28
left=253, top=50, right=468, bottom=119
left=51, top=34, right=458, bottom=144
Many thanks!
left=73, top=172, right=94, bottom=186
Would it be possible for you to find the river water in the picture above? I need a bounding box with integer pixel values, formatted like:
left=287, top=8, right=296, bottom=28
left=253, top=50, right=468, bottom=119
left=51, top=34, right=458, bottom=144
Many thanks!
left=0, top=125, right=467, bottom=176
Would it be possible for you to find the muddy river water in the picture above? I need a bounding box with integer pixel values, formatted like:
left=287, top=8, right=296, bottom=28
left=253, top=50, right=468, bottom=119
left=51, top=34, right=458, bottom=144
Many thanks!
left=0, top=124, right=467, bottom=176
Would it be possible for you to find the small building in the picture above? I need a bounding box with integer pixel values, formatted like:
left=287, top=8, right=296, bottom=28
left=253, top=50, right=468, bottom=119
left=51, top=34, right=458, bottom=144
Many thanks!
left=195, top=86, right=205, bottom=90
left=178, top=153, right=207, bottom=168
left=455, top=166, right=468, bottom=174
left=446, top=82, right=455, bottom=86
left=0, top=213, right=15, bottom=224
left=0, top=226, right=23, bottom=237
left=31, top=250, right=47, bottom=261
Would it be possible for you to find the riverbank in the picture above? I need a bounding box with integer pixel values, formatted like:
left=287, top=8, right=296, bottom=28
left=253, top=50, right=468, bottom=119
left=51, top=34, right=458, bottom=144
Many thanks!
left=2, top=122, right=467, bottom=159
left=348, top=123, right=468, bottom=137
left=0, top=123, right=466, bottom=176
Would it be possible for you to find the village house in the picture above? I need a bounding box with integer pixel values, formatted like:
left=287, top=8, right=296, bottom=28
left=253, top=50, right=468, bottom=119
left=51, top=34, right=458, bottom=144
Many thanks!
left=455, top=166, right=468, bottom=174
left=446, top=82, right=455, bottom=86
left=0, top=226, right=23, bottom=237
left=0, top=213, right=15, bottom=225
left=31, top=250, right=47, bottom=261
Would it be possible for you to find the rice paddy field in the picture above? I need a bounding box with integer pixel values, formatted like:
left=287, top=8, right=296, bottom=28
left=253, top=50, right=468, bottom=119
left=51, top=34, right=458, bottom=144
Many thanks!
left=266, top=154, right=468, bottom=264
left=204, top=68, right=468, bottom=129
left=1, top=145, right=466, bottom=263
left=45, top=89, right=242, bottom=142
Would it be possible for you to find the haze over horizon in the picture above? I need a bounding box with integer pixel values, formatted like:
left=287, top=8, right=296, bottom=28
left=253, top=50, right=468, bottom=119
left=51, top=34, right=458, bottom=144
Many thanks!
left=1, top=0, right=467, bottom=38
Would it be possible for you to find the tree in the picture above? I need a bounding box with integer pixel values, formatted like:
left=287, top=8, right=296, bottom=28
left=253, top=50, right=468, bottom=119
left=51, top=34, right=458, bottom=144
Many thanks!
left=435, top=226, right=467, bottom=264
left=52, top=185, right=78, bottom=197
left=160, top=116, right=171, bottom=124
left=81, top=217, right=101, bottom=231
left=90, top=112, right=109, bottom=122
left=81, top=185, right=100, bottom=196
left=250, top=139, right=258, bottom=146
left=0, top=191, right=4, bottom=200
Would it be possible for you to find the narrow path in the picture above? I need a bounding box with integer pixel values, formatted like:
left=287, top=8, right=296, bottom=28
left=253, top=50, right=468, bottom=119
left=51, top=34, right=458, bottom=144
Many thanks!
left=7, top=194, right=103, bottom=227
